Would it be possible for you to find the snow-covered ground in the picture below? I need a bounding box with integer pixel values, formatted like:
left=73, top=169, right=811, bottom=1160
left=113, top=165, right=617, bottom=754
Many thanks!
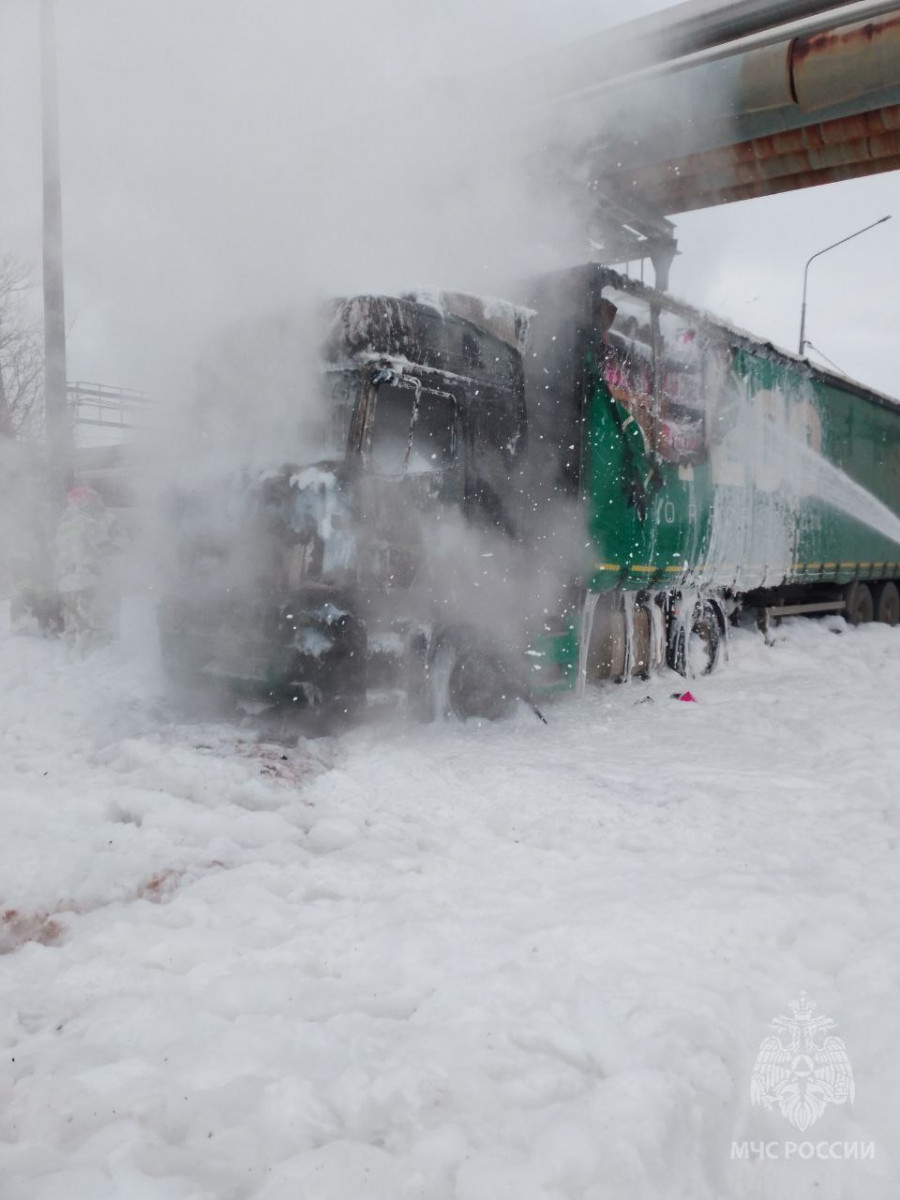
left=2, top=600, right=899, bottom=1200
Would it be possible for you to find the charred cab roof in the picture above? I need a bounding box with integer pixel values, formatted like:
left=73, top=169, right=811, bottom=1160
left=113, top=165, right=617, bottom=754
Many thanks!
left=324, top=294, right=523, bottom=392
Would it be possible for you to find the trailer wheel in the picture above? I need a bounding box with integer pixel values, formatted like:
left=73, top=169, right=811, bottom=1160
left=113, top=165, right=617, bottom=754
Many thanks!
left=875, top=581, right=900, bottom=626
left=844, top=581, right=874, bottom=626
left=668, top=599, right=722, bottom=678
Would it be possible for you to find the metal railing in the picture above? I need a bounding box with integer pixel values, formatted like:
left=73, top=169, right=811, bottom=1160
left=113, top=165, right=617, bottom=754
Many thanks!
left=67, top=380, right=155, bottom=430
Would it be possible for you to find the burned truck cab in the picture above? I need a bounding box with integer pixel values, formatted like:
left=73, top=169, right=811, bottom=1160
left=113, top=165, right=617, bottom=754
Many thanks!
left=327, top=292, right=528, bottom=536
left=159, top=291, right=530, bottom=715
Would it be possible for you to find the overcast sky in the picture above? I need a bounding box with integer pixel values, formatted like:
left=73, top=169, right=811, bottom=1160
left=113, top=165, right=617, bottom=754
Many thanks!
left=1, top=0, right=898, bottom=400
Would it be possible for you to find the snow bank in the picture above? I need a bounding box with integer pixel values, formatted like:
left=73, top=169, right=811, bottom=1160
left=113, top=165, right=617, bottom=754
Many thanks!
left=1, top=601, right=899, bottom=1198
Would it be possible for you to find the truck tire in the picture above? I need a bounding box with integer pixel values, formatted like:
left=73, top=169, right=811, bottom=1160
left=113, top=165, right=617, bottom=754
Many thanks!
left=668, top=598, right=722, bottom=678
left=875, top=581, right=900, bottom=626
left=428, top=634, right=516, bottom=722
left=844, top=581, right=874, bottom=626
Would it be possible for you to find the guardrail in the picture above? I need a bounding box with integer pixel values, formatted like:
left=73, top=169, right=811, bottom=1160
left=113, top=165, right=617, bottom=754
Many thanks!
left=68, top=381, right=156, bottom=430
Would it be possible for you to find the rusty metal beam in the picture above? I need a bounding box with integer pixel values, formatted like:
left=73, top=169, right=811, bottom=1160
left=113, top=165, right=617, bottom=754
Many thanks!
left=637, top=110, right=900, bottom=189
left=615, top=102, right=900, bottom=211
left=659, top=151, right=900, bottom=211
left=626, top=105, right=900, bottom=186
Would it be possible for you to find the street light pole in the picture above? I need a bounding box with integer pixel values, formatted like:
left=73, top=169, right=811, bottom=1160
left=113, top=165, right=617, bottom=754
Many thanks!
left=798, top=214, right=891, bottom=356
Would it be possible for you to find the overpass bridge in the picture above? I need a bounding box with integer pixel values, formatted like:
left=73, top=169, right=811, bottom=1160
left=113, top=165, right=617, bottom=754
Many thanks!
left=526, top=0, right=900, bottom=284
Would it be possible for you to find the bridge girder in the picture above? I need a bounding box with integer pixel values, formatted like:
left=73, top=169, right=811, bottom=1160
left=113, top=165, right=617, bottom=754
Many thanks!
left=533, top=1, right=900, bottom=279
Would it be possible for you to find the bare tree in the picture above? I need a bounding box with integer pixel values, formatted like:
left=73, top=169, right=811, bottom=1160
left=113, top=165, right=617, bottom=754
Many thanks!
left=0, top=255, right=44, bottom=440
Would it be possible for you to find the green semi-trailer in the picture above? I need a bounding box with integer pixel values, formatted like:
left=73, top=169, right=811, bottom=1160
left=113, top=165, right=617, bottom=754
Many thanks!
left=523, top=265, right=900, bottom=690
left=159, top=264, right=900, bottom=717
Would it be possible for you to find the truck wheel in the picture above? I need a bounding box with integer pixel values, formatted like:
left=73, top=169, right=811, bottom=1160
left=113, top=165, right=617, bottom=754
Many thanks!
left=428, top=637, right=515, bottom=721
left=875, top=581, right=900, bottom=626
left=668, top=599, right=722, bottom=678
left=844, top=581, right=874, bottom=626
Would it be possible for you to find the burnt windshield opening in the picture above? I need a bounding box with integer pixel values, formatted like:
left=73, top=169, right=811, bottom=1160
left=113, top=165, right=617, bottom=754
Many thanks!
left=370, top=383, right=415, bottom=474
left=368, top=382, right=455, bottom=476
left=411, top=392, right=454, bottom=472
